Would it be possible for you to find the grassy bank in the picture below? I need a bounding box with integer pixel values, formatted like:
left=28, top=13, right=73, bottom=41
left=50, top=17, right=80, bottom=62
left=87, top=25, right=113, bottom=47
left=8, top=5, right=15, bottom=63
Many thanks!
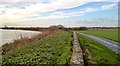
left=2, top=27, right=58, bottom=54
left=77, top=33, right=120, bottom=65
left=2, top=30, right=73, bottom=65
left=78, top=29, right=119, bottom=42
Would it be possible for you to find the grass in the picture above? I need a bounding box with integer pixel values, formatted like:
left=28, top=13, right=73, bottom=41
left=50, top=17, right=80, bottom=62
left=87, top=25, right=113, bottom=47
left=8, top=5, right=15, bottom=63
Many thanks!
left=2, top=30, right=73, bottom=65
left=2, top=28, right=57, bottom=54
left=77, top=33, right=120, bottom=65
left=78, top=29, right=119, bottom=42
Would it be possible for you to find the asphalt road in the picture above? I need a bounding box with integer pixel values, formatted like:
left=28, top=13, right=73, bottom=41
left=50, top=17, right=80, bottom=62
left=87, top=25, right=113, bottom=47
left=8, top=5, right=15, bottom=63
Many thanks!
left=79, top=32, right=120, bottom=54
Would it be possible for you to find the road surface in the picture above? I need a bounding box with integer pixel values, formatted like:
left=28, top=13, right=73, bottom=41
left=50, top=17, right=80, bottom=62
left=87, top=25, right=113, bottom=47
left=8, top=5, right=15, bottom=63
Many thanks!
left=79, top=32, right=120, bottom=54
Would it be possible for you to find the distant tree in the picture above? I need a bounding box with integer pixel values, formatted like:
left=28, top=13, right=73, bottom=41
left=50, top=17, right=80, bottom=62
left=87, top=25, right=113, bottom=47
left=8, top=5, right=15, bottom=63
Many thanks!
left=79, top=27, right=87, bottom=30
left=57, top=25, right=65, bottom=29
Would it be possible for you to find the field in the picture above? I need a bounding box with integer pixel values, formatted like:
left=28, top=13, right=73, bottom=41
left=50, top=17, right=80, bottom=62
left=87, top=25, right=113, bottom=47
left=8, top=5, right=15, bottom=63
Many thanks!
left=77, top=33, right=120, bottom=65
left=2, top=29, right=120, bottom=65
left=78, top=29, right=119, bottom=42
left=2, top=30, right=73, bottom=65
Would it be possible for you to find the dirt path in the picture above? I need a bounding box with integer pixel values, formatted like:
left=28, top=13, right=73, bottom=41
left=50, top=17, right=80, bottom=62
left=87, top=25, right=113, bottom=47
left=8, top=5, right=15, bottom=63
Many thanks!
left=70, top=31, right=84, bottom=65
left=79, top=32, right=120, bottom=54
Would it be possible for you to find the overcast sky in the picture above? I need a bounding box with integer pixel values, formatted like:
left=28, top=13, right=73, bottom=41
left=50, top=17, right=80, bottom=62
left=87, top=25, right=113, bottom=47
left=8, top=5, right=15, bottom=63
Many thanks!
left=0, top=0, right=119, bottom=27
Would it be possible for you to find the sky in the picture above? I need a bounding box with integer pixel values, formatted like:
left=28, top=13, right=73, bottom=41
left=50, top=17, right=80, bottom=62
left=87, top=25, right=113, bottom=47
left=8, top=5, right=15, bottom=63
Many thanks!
left=0, top=0, right=119, bottom=27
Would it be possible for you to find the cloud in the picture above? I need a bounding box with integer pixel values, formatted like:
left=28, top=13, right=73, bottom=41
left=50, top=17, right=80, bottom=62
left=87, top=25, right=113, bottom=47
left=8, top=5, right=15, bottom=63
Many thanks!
left=0, top=0, right=119, bottom=2
left=76, top=18, right=118, bottom=27
left=83, top=7, right=97, bottom=12
left=0, top=0, right=118, bottom=23
left=101, top=3, right=118, bottom=10
left=19, top=7, right=97, bottom=20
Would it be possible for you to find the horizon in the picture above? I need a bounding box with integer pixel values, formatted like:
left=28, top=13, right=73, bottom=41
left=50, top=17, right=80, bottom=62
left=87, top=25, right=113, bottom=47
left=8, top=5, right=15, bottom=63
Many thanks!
left=0, top=0, right=119, bottom=27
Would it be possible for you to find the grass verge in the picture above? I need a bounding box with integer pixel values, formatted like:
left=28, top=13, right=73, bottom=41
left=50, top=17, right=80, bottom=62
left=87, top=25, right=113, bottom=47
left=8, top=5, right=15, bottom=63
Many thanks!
left=78, top=29, right=119, bottom=42
left=77, top=33, right=120, bottom=65
left=2, top=30, right=73, bottom=65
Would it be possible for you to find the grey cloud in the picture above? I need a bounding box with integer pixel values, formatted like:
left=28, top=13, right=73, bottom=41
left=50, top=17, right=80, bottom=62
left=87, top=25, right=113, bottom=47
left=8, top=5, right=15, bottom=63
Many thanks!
left=76, top=18, right=118, bottom=27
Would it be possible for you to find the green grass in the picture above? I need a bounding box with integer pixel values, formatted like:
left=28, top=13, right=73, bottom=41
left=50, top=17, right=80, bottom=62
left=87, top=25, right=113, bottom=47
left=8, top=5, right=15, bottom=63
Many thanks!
left=77, top=33, right=120, bottom=65
left=2, top=30, right=73, bottom=65
left=78, top=29, right=119, bottom=42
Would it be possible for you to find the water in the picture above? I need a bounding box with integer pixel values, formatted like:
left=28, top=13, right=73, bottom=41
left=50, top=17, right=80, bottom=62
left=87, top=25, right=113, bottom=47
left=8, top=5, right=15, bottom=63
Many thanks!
left=0, top=29, right=41, bottom=46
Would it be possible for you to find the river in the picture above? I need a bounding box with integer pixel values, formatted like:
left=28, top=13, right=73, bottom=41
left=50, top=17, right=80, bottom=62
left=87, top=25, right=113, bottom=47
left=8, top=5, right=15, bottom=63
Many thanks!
left=0, top=29, right=41, bottom=46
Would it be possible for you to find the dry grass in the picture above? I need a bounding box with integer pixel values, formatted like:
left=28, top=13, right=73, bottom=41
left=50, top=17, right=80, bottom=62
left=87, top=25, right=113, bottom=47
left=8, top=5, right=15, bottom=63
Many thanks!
left=2, top=26, right=59, bottom=54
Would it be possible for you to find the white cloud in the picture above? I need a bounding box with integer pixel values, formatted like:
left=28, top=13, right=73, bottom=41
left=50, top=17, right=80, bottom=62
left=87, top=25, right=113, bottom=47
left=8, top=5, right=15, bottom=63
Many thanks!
left=0, top=0, right=119, bottom=2
left=84, top=8, right=97, bottom=12
left=101, top=3, right=117, bottom=10
left=0, top=0, right=50, bottom=2
left=18, top=7, right=97, bottom=21
left=0, top=0, right=118, bottom=23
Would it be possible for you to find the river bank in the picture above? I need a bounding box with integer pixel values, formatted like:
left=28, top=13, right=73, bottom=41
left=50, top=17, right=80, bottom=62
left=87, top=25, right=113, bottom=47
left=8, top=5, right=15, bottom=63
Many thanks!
left=2, top=26, right=59, bottom=54
left=2, top=30, right=73, bottom=65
